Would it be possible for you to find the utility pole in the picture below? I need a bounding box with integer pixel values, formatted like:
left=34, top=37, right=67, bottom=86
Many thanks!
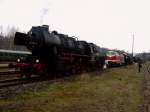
left=132, top=33, right=134, bottom=57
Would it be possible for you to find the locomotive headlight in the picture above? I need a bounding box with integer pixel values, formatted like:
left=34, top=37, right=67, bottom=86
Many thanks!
left=17, top=58, right=20, bottom=62
left=35, top=59, right=39, bottom=63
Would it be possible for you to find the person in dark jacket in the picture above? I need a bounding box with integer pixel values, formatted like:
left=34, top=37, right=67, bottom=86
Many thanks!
left=137, top=59, right=142, bottom=72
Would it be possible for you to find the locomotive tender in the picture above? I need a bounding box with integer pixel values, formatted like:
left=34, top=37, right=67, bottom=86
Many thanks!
left=14, top=25, right=106, bottom=77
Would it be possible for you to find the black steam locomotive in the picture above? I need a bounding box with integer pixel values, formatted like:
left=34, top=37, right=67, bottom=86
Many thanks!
left=14, top=25, right=106, bottom=77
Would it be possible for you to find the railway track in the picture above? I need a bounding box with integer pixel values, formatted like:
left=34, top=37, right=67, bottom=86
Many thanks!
left=0, top=70, right=63, bottom=89
left=0, top=63, right=104, bottom=99
left=0, top=76, right=43, bottom=89
left=0, top=72, right=71, bottom=99
left=143, top=63, right=150, bottom=112
left=146, top=65, right=150, bottom=74
left=0, top=75, right=56, bottom=99
left=0, top=70, right=20, bottom=75
left=0, top=67, right=30, bottom=88
left=0, top=78, right=26, bottom=88
left=0, top=69, right=21, bottom=81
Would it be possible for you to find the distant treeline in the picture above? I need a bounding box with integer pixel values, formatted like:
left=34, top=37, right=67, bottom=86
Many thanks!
left=135, top=52, right=150, bottom=62
left=0, top=35, right=28, bottom=51
left=0, top=26, right=28, bottom=51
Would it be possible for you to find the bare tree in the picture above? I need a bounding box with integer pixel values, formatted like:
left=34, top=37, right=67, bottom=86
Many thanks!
left=0, top=26, right=28, bottom=51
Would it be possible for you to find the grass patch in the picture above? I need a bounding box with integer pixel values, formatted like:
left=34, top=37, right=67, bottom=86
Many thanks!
left=0, top=65, right=144, bottom=112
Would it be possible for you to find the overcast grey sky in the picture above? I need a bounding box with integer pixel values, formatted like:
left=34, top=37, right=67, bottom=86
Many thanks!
left=0, top=0, right=150, bottom=53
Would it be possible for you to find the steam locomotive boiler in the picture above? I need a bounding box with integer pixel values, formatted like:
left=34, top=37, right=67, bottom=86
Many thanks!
left=14, top=25, right=105, bottom=77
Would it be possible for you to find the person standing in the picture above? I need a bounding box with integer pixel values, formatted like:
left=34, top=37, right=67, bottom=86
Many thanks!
left=138, top=59, right=142, bottom=72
